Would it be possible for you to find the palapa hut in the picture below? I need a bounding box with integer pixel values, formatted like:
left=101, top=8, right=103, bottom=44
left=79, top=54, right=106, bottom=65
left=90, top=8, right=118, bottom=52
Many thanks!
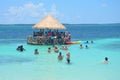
left=33, top=14, right=66, bottom=30
left=27, top=15, right=71, bottom=45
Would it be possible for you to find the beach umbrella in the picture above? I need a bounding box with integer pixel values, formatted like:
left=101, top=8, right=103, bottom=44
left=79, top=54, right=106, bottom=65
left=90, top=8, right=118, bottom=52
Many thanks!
left=33, top=14, right=66, bottom=30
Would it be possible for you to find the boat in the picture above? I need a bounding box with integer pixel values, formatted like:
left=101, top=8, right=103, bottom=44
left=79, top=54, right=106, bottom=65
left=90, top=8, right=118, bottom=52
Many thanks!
left=66, top=41, right=81, bottom=44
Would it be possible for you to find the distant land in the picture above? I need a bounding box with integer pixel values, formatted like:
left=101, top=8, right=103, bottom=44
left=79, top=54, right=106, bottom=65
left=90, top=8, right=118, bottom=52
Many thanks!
left=0, top=23, right=120, bottom=26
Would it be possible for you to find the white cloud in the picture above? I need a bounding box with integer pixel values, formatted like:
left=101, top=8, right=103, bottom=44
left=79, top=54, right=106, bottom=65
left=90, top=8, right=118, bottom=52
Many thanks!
left=3, top=2, right=63, bottom=23
left=4, top=2, right=46, bottom=18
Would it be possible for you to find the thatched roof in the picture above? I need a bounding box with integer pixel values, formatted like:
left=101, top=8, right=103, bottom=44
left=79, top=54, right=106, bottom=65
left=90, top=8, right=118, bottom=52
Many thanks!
left=33, top=15, right=66, bottom=29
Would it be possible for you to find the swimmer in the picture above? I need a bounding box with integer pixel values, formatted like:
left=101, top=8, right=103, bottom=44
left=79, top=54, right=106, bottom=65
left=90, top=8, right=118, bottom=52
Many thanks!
left=80, top=44, right=83, bottom=49
left=16, top=45, right=25, bottom=52
left=34, top=49, right=39, bottom=55
left=91, top=40, right=93, bottom=43
left=53, top=46, right=59, bottom=53
left=48, top=47, right=51, bottom=53
left=104, top=57, right=109, bottom=63
left=62, top=45, right=68, bottom=50
left=85, top=45, right=89, bottom=49
left=58, top=52, right=63, bottom=60
left=86, top=41, right=89, bottom=43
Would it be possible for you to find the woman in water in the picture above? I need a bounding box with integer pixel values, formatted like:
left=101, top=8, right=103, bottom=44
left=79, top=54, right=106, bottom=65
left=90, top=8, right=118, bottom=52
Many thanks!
left=58, top=52, right=63, bottom=61
left=53, top=46, right=59, bottom=53
left=48, top=47, right=51, bottom=53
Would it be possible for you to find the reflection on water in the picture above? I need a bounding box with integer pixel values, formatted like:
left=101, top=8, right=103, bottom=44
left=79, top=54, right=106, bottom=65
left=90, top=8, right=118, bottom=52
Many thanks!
left=0, top=39, right=26, bottom=44
left=96, top=40, right=120, bottom=51
left=0, top=55, right=34, bottom=64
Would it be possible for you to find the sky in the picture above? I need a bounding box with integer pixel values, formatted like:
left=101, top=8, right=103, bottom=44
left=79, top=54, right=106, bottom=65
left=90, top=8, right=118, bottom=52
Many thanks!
left=0, top=0, right=120, bottom=24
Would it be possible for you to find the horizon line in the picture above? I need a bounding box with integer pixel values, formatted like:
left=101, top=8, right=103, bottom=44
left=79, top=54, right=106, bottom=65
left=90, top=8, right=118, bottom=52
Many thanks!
left=0, top=23, right=120, bottom=25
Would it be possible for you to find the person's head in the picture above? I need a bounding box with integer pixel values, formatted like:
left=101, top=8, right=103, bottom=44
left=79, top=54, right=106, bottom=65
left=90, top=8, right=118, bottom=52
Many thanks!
left=86, top=41, right=88, bottom=43
left=55, top=46, right=58, bottom=49
left=86, top=45, right=88, bottom=48
left=105, top=57, right=108, bottom=61
left=66, top=52, right=70, bottom=55
left=35, top=49, right=38, bottom=51
left=59, top=52, right=62, bottom=55
left=34, top=49, right=39, bottom=54
left=91, top=41, right=93, bottom=43
left=21, top=45, right=23, bottom=47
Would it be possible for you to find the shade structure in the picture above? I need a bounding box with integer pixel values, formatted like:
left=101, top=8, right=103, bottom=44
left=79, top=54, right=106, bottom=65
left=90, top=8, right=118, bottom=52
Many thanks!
left=33, top=15, right=66, bottom=30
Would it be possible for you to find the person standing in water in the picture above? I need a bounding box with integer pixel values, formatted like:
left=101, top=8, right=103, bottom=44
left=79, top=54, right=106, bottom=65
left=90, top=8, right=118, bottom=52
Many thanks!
left=66, top=52, right=70, bottom=64
left=34, top=49, right=39, bottom=55
left=58, top=52, right=63, bottom=61
left=53, top=46, right=59, bottom=53
left=48, top=47, right=51, bottom=53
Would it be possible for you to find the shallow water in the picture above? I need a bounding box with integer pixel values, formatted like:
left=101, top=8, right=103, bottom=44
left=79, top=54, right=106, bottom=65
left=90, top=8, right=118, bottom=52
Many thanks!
left=0, top=24, right=120, bottom=80
left=0, top=38, right=120, bottom=80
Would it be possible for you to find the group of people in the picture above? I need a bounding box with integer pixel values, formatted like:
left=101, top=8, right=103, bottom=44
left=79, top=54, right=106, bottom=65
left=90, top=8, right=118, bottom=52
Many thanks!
left=34, top=46, right=108, bottom=64
left=16, top=43, right=109, bottom=64
left=16, top=45, right=25, bottom=52
left=16, top=45, right=39, bottom=55
left=79, top=40, right=94, bottom=49
left=80, top=44, right=89, bottom=49
left=32, top=30, right=71, bottom=45
left=33, top=45, right=70, bottom=64
left=47, top=45, right=68, bottom=53
left=57, top=51, right=70, bottom=64
left=47, top=45, right=70, bottom=64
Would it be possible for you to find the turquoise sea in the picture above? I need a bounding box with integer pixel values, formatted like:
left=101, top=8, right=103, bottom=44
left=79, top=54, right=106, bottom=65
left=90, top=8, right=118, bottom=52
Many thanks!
left=0, top=24, right=120, bottom=80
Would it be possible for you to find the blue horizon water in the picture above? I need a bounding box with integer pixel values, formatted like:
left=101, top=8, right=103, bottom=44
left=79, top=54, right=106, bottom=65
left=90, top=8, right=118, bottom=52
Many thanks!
left=0, top=24, right=120, bottom=42
left=0, top=24, right=120, bottom=80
